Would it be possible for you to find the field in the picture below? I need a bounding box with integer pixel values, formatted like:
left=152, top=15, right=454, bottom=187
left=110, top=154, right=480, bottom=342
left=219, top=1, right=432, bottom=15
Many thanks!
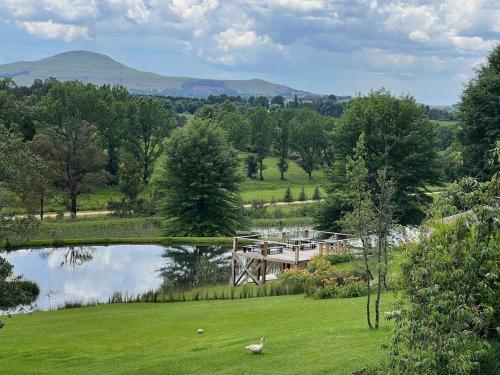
left=15, top=155, right=326, bottom=214
left=0, top=294, right=396, bottom=374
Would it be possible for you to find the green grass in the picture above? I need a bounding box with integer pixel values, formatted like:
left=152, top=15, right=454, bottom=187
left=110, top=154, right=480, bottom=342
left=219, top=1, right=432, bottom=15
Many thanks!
left=14, top=154, right=326, bottom=214
left=0, top=294, right=396, bottom=374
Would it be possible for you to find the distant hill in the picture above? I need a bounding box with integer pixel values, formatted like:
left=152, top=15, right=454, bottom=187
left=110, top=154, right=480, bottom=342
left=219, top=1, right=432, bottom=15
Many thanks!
left=0, top=50, right=312, bottom=98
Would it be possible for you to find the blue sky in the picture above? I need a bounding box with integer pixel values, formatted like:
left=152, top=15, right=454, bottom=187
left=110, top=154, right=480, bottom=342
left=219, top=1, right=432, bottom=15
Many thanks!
left=0, top=0, right=499, bottom=105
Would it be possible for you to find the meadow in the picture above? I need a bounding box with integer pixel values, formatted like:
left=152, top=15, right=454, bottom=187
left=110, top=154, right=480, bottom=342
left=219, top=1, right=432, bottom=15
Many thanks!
left=0, top=293, right=396, bottom=374
left=15, top=155, right=326, bottom=214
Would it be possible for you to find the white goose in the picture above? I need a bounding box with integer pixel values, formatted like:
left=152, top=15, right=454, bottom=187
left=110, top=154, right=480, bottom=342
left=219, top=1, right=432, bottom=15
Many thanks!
left=246, top=337, right=265, bottom=354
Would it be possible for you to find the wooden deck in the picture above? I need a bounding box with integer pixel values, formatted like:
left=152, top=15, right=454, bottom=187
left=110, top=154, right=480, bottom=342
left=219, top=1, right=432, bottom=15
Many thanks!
left=230, top=229, right=353, bottom=286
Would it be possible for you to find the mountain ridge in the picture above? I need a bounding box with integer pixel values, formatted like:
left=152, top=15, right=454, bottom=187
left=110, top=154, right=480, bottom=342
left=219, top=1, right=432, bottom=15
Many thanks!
left=0, top=50, right=312, bottom=98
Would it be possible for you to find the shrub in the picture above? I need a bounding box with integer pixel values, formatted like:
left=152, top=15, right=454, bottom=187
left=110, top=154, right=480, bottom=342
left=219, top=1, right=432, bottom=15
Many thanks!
left=316, top=284, right=338, bottom=299
left=298, top=186, right=307, bottom=201
left=323, top=250, right=354, bottom=264
left=283, top=185, right=293, bottom=202
left=278, top=268, right=309, bottom=285
left=338, top=282, right=365, bottom=298
left=312, top=185, right=321, bottom=200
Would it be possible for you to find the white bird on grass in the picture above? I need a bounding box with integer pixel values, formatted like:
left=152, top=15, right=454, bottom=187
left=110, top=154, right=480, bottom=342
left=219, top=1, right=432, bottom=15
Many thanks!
left=246, top=337, right=265, bottom=354
left=197, top=328, right=204, bottom=334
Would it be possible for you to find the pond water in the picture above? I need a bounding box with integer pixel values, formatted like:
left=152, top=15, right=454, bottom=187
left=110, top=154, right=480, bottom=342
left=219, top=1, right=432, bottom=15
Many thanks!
left=2, top=244, right=232, bottom=312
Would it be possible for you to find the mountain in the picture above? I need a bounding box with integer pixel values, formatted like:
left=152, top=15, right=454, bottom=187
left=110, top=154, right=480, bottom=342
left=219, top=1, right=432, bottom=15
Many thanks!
left=0, top=51, right=312, bottom=98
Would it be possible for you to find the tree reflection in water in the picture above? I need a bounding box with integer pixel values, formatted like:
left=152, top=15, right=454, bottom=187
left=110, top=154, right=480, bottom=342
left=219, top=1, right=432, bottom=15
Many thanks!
left=158, top=245, right=231, bottom=291
left=39, top=246, right=95, bottom=268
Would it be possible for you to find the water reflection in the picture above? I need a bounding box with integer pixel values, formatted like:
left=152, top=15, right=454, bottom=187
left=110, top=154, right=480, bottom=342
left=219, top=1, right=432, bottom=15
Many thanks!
left=2, top=244, right=231, bottom=311
left=159, top=245, right=231, bottom=291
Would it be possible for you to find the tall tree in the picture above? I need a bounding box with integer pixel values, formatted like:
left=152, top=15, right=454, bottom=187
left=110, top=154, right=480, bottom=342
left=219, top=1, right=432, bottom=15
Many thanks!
left=290, top=109, right=327, bottom=179
left=248, top=107, right=275, bottom=180
left=273, top=108, right=294, bottom=180
left=128, top=97, right=176, bottom=183
left=217, top=110, right=251, bottom=151
left=458, top=44, right=500, bottom=180
left=159, top=119, right=243, bottom=236
left=338, top=133, right=375, bottom=329
left=327, top=90, right=439, bottom=225
left=32, top=119, right=109, bottom=216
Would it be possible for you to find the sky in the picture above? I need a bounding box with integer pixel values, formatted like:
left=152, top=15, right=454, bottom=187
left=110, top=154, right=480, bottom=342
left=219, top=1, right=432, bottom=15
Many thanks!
left=0, top=0, right=499, bottom=105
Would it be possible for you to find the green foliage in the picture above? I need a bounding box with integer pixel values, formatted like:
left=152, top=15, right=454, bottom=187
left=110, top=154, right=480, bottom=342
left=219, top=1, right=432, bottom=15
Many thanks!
left=290, top=109, right=328, bottom=179
left=160, top=119, right=244, bottom=236
left=0, top=256, right=40, bottom=312
left=382, top=206, right=500, bottom=374
left=248, top=107, right=275, bottom=180
left=273, top=108, right=294, bottom=180
left=118, top=151, right=144, bottom=201
left=217, top=110, right=251, bottom=151
left=31, top=118, right=109, bottom=214
left=283, top=184, right=293, bottom=202
left=312, top=185, right=321, bottom=200
left=458, top=45, right=500, bottom=180
left=298, top=186, right=307, bottom=201
left=245, top=154, right=258, bottom=179
left=128, top=97, right=176, bottom=183
left=329, top=90, right=439, bottom=225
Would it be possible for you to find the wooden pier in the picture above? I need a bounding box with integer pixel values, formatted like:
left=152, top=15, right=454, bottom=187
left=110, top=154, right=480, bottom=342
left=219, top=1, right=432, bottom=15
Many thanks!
left=230, top=229, right=354, bottom=286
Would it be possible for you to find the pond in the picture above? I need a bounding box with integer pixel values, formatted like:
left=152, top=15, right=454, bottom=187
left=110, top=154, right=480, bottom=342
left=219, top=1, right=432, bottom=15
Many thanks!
left=2, top=244, right=232, bottom=311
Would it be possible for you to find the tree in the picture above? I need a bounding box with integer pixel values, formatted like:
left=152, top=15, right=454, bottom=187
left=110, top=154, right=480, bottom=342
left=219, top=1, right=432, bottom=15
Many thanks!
left=128, top=98, right=176, bottom=183
left=118, top=152, right=144, bottom=202
left=0, top=125, right=41, bottom=243
left=271, top=95, right=285, bottom=107
left=32, top=119, right=109, bottom=216
left=217, top=111, right=251, bottom=151
left=290, top=109, right=327, bottom=179
left=383, top=206, right=499, bottom=374
left=283, top=184, right=293, bottom=202
left=36, top=81, right=125, bottom=176
left=159, top=119, right=243, bottom=236
left=338, top=133, right=375, bottom=329
left=298, top=186, right=307, bottom=201
left=328, top=90, right=439, bottom=225
left=246, top=154, right=258, bottom=179
left=458, top=44, right=500, bottom=180
left=0, top=256, right=40, bottom=314
left=312, top=186, right=321, bottom=200
left=248, top=107, right=275, bottom=180
left=273, top=108, right=294, bottom=180
left=373, top=167, right=395, bottom=326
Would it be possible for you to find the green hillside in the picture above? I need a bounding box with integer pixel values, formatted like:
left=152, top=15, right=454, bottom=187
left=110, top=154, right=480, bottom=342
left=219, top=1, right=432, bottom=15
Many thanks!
left=0, top=51, right=311, bottom=98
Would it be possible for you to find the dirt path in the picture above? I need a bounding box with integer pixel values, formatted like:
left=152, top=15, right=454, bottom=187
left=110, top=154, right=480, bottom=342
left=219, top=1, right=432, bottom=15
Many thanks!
left=19, top=200, right=322, bottom=219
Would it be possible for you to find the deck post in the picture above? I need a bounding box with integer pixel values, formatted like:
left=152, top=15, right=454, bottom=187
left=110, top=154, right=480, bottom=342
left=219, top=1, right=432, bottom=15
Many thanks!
left=294, top=244, right=299, bottom=266
left=281, top=231, right=287, bottom=242
left=230, top=237, right=238, bottom=286
left=304, top=229, right=310, bottom=239
left=262, top=241, right=269, bottom=284
left=319, top=242, right=324, bottom=255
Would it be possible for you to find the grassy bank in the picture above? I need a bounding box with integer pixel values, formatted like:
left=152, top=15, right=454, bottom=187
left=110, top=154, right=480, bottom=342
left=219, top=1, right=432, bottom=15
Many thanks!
left=0, top=294, right=395, bottom=374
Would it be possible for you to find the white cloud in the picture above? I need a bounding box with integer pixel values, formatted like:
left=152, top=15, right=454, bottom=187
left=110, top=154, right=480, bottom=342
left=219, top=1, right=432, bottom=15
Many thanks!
left=42, top=0, right=99, bottom=21
left=16, top=20, right=90, bottom=41
left=409, top=30, right=429, bottom=43
left=168, top=0, right=219, bottom=24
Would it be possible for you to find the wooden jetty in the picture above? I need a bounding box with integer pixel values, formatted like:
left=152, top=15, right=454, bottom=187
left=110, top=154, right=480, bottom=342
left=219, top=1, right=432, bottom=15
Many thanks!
left=230, top=229, right=354, bottom=286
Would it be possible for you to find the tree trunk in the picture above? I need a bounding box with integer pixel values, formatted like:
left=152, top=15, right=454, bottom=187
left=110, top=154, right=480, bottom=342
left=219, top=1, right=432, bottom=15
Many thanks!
left=40, top=192, right=44, bottom=220
left=362, top=238, right=373, bottom=329
left=375, top=232, right=383, bottom=329
left=308, top=171, right=312, bottom=180
left=259, top=160, right=264, bottom=180
left=70, top=192, right=77, bottom=218
left=280, top=170, right=285, bottom=180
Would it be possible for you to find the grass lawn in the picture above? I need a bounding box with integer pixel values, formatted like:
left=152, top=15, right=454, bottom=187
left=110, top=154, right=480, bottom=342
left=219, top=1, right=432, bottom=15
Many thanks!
left=0, top=294, right=395, bottom=374
left=14, top=155, right=326, bottom=214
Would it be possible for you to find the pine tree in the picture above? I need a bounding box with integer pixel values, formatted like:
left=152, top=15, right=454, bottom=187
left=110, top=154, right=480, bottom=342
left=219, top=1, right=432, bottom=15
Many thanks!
left=298, top=186, right=307, bottom=201
left=283, top=185, right=293, bottom=202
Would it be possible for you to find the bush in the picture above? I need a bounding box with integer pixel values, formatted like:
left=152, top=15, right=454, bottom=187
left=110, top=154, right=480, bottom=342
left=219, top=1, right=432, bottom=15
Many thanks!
left=277, top=268, right=309, bottom=285
left=316, top=284, right=338, bottom=299
left=338, top=282, right=365, bottom=298
left=323, top=250, right=354, bottom=264
left=298, top=186, right=307, bottom=201
left=283, top=185, right=293, bottom=202
left=312, top=185, right=321, bottom=200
